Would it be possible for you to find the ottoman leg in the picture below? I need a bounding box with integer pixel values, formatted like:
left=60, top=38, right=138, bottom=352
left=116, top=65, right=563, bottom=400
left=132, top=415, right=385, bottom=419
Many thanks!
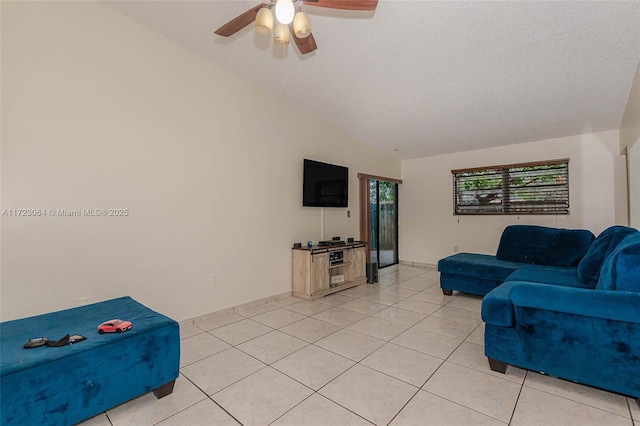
left=488, top=358, right=507, bottom=373
left=153, top=379, right=176, bottom=399
left=442, top=289, right=453, bottom=296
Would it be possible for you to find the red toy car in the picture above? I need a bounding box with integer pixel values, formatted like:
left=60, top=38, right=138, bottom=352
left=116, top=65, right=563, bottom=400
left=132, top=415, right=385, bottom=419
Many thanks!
left=97, top=319, right=132, bottom=334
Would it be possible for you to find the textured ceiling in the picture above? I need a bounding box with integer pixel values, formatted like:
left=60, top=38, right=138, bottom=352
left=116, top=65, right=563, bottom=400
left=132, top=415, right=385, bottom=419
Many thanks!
left=103, top=0, right=640, bottom=160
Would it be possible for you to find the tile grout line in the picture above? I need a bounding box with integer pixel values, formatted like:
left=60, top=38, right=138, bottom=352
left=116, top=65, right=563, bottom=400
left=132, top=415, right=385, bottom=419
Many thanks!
left=632, top=397, right=640, bottom=423
left=262, top=267, right=439, bottom=424
left=175, top=372, right=245, bottom=426
left=384, top=386, right=424, bottom=426
left=507, top=370, right=527, bottom=426
left=267, top=363, right=375, bottom=426
left=520, top=379, right=635, bottom=421
left=180, top=266, right=448, bottom=426
left=382, top=287, right=519, bottom=425
left=148, top=373, right=220, bottom=425
left=103, top=265, right=433, bottom=426
left=304, top=269, right=459, bottom=424
left=176, top=263, right=635, bottom=426
left=411, top=341, right=513, bottom=425
left=208, top=305, right=368, bottom=423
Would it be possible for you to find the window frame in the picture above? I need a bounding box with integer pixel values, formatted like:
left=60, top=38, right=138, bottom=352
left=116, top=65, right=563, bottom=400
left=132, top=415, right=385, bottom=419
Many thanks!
left=452, top=158, right=570, bottom=216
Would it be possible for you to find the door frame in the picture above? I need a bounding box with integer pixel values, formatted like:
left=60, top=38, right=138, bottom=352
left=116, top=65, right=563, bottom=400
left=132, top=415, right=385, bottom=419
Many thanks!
left=357, top=173, right=402, bottom=263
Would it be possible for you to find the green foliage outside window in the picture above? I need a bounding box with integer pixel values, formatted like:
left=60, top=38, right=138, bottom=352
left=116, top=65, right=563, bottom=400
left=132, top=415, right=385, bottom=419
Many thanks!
left=453, top=160, right=569, bottom=215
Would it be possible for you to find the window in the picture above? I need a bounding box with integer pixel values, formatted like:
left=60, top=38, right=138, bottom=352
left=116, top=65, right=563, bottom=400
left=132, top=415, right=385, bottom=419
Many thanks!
left=452, top=159, right=569, bottom=215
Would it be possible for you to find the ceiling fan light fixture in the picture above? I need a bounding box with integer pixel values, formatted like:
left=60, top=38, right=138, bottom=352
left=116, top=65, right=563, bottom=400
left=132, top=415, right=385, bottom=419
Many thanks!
left=293, top=11, right=311, bottom=38
left=255, top=7, right=273, bottom=35
left=275, top=0, right=295, bottom=24
left=274, top=23, right=291, bottom=45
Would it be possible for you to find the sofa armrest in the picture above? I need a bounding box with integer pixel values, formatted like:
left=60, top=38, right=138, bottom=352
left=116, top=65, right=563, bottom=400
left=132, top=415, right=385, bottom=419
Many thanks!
left=481, top=282, right=517, bottom=327
left=510, top=282, right=640, bottom=324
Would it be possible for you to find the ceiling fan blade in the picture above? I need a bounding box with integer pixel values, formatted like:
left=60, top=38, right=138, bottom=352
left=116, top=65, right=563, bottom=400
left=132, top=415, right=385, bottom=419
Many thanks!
left=214, top=3, right=269, bottom=37
left=302, top=0, right=378, bottom=11
left=290, top=27, right=318, bottom=55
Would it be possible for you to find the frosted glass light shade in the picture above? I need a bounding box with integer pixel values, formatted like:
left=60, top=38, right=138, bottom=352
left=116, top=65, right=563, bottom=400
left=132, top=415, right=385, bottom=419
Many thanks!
left=274, top=23, right=291, bottom=45
left=275, top=0, right=294, bottom=24
left=293, top=11, right=311, bottom=38
left=255, top=7, right=273, bottom=35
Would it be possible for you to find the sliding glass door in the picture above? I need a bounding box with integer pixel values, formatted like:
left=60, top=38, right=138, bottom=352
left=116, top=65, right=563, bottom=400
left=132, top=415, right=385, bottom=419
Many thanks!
left=369, top=180, right=398, bottom=268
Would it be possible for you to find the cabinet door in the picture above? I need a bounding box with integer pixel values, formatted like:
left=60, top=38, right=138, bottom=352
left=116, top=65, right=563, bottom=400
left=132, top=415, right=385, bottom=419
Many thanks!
left=311, top=252, right=329, bottom=294
left=292, top=250, right=312, bottom=295
left=352, top=247, right=366, bottom=281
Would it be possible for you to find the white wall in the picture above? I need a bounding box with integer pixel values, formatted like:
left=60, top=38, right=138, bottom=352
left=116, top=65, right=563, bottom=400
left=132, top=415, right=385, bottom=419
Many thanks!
left=630, top=139, right=640, bottom=229
left=620, top=60, right=640, bottom=229
left=0, top=1, right=400, bottom=321
left=620, top=60, right=640, bottom=153
left=399, top=131, right=627, bottom=265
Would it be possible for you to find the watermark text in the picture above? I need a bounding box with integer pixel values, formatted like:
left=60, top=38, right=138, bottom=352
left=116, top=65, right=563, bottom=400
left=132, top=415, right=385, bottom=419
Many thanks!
left=2, top=208, right=129, bottom=217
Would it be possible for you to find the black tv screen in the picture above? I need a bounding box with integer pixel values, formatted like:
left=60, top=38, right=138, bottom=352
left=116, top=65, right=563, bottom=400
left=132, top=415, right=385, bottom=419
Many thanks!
left=303, top=159, right=349, bottom=207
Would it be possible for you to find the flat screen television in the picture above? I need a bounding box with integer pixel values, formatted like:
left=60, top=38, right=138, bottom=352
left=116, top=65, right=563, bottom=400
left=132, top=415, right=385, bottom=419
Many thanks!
left=303, top=159, right=349, bottom=207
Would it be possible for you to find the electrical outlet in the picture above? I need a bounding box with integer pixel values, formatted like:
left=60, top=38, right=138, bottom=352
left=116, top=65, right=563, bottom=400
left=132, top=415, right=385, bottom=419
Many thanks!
left=453, top=245, right=459, bottom=253
left=77, top=297, right=88, bottom=306
left=211, top=275, right=218, bottom=286
left=347, top=210, right=351, bottom=218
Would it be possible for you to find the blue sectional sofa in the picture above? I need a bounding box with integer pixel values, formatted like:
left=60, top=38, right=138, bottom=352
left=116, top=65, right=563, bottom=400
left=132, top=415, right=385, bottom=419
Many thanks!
left=440, top=224, right=640, bottom=398
left=0, top=296, right=180, bottom=426
left=438, top=225, right=596, bottom=296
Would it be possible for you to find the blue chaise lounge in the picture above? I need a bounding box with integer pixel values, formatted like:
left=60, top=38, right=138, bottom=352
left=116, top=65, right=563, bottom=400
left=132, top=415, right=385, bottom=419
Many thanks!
left=438, top=224, right=596, bottom=296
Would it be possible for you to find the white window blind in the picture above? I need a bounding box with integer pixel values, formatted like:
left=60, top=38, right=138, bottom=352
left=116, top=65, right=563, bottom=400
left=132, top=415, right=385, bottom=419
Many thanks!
left=452, top=159, right=569, bottom=215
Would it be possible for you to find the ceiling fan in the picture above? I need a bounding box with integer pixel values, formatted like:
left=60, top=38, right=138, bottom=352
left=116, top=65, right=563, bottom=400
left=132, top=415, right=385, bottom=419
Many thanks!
left=214, top=0, right=378, bottom=55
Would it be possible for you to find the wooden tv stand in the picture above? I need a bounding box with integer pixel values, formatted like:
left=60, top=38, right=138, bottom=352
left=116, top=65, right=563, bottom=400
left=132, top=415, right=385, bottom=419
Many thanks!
left=292, top=242, right=366, bottom=301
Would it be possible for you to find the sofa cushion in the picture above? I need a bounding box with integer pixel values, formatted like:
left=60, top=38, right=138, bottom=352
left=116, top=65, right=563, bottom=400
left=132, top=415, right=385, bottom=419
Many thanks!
left=506, top=265, right=592, bottom=289
left=577, top=226, right=640, bottom=286
left=438, top=253, right=523, bottom=282
left=481, top=282, right=517, bottom=327
left=495, top=225, right=594, bottom=267
left=596, top=233, right=640, bottom=292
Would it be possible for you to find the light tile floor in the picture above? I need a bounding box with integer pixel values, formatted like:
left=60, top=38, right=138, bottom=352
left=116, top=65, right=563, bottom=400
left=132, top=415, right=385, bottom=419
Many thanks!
left=80, top=265, right=639, bottom=426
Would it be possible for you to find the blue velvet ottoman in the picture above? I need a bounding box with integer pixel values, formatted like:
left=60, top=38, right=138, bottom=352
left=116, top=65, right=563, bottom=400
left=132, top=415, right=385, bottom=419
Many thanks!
left=0, top=296, right=180, bottom=425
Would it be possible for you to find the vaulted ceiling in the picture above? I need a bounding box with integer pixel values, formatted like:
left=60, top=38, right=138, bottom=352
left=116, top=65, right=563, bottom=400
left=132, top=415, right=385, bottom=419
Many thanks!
left=104, top=1, right=640, bottom=160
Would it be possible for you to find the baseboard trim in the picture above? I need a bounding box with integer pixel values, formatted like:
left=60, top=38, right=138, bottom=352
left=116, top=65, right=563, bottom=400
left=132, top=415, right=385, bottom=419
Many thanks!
left=190, top=291, right=292, bottom=327
left=399, top=260, right=437, bottom=269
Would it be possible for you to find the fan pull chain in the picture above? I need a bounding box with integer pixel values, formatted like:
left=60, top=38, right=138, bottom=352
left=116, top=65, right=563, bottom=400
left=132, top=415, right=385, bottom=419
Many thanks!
left=281, top=41, right=287, bottom=122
